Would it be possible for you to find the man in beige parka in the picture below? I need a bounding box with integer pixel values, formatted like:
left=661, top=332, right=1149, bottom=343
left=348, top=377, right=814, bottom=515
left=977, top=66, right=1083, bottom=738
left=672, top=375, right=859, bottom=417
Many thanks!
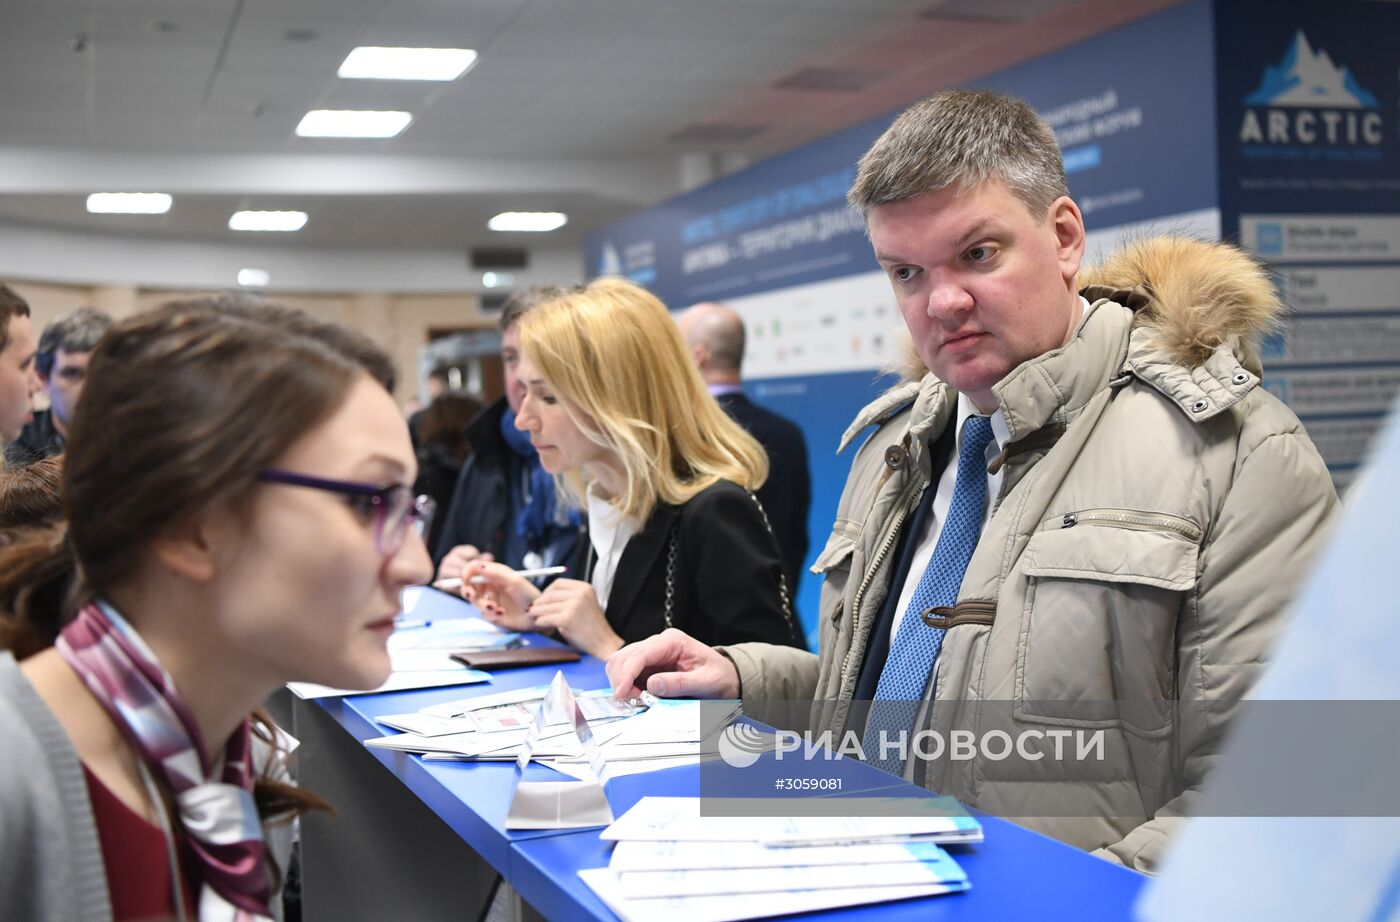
left=608, top=89, right=1338, bottom=872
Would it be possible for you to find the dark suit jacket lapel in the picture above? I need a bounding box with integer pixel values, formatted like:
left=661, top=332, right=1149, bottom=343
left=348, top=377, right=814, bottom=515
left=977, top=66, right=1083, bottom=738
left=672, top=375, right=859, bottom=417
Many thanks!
left=605, top=502, right=682, bottom=640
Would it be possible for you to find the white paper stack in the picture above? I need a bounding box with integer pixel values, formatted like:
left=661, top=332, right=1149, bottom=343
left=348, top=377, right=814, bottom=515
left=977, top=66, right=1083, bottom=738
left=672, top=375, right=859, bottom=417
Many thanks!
left=543, top=699, right=742, bottom=780
left=579, top=796, right=974, bottom=921
left=285, top=611, right=509, bottom=699
left=286, top=667, right=490, bottom=700
left=367, top=688, right=636, bottom=756
left=600, top=796, right=983, bottom=846
left=386, top=616, right=521, bottom=671
left=365, top=690, right=742, bottom=779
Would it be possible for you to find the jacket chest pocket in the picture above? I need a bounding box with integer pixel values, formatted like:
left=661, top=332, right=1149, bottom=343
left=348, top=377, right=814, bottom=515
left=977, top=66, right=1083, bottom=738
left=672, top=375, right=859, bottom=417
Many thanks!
left=811, top=527, right=857, bottom=635
left=1015, top=509, right=1201, bottom=736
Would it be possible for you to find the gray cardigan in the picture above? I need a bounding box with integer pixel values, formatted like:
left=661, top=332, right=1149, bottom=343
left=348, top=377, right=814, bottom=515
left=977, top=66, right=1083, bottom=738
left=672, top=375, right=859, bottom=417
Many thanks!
left=0, top=651, right=112, bottom=922
left=0, top=652, right=292, bottom=921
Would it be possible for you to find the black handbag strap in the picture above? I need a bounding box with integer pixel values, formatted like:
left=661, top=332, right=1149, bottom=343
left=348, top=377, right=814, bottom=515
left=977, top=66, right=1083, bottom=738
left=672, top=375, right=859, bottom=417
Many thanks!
left=663, top=490, right=795, bottom=637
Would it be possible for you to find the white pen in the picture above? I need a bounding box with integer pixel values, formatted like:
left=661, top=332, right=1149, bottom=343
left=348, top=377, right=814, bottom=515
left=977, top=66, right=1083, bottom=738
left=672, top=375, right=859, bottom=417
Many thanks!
left=432, top=565, right=568, bottom=590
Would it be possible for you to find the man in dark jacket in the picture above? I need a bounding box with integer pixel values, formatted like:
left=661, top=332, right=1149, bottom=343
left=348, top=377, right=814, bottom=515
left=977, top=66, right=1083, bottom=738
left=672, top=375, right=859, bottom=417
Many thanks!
left=5, top=307, right=112, bottom=465
left=434, top=289, right=583, bottom=581
left=0, top=285, right=41, bottom=454
left=677, top=302, right=812, bottom=597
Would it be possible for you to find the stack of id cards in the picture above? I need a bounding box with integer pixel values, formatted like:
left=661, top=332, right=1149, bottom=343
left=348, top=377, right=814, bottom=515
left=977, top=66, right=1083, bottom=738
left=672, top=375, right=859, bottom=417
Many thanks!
left=578, top=796, right=978, bottom=921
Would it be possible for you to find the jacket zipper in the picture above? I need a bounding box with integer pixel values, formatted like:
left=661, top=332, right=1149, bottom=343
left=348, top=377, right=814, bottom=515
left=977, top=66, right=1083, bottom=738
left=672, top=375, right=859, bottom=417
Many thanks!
left=839, top=479, right=922, bottom=692
left=1056, top=508, right=1202, bottom=542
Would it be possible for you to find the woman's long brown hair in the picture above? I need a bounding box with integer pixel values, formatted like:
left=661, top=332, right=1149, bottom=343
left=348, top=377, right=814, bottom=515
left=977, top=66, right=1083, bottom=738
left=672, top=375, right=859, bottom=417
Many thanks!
left=0, top=297, right=395, bottom=823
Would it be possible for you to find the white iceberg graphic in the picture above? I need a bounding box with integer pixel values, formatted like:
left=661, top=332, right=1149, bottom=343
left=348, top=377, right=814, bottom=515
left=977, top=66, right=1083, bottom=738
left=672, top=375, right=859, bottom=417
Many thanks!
left=1244, top=30, right=1378, bottom=109
left=598, top=240, right=623, bottom=276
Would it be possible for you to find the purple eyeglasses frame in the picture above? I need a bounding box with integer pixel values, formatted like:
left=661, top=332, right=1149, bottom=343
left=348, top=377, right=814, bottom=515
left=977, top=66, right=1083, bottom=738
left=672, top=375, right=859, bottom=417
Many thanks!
left=255, top=468, right=435, bottom=555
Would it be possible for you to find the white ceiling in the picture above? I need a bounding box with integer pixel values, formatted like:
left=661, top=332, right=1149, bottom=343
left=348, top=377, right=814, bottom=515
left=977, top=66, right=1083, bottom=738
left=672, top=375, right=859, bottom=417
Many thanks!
left=0, top=0, right=1182, bottom=279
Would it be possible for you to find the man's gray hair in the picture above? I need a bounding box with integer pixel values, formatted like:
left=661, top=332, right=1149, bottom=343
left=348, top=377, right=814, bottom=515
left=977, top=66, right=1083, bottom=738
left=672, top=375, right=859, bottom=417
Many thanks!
left=848, top=89, right=1068, bottom=218
left=36, top=307, right=113, bottom=373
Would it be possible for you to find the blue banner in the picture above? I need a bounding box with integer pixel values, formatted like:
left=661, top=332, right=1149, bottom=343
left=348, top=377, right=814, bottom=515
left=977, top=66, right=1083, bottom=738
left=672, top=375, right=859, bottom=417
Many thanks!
left=1216, top=0, right=1400, bottom=228
left=1217, top=0, right=1400, bottom=487
left=975, top=0, right=1218, bottom=231
left=584, top=119, right=882, bottom=309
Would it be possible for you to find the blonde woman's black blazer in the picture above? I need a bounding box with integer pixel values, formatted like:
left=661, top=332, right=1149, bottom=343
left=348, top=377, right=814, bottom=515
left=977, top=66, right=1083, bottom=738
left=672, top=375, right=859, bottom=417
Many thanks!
left=586, top=480, right=805, bottom=650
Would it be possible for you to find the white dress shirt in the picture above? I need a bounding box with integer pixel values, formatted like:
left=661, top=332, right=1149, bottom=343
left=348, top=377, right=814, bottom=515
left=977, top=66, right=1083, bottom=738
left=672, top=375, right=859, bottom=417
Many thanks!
left=587, top=488, right=638, bottom=609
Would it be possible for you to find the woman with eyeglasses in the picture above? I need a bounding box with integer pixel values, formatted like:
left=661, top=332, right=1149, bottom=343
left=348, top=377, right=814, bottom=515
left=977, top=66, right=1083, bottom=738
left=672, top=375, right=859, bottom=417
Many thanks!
left=0, top=299, right=434, bottom=922
left=460, top=277, right=804, bottom=660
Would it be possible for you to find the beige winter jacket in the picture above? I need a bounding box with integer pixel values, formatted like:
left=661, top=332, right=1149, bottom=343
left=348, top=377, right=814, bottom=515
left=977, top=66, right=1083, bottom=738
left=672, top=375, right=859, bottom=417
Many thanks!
left=723, top=237, right=1338, bottom=872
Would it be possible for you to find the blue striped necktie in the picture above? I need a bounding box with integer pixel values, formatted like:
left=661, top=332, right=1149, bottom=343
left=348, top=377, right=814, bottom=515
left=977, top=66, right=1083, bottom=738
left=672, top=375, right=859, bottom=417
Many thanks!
left=864, top=414, right=995, bottom=776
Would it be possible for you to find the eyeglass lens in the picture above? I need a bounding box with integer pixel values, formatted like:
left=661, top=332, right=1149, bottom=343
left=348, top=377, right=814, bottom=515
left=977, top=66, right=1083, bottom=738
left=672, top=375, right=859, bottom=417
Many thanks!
left=376, top=489, right=435, bottom=555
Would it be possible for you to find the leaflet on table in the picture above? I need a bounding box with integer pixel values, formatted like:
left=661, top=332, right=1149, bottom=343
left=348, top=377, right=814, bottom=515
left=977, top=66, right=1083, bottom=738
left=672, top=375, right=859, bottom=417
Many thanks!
left=409, top=727, right=717, bottom=762
left=420, top=685, right=555, bottom=718
left=544, top=752, right=724, bottom=782
left=608, top=839, right=954, bottom=872
left=287, top=668, right=490, bottom=700
left=613, top=849, right=967, bottom=898
left=365, top=729, right=491, bottom=755
left=414, top=686, right=639, bottom=724
left=369, top=722, right=592, bottom=757
left=600, top=796, right=983, bottom=845
left=398, top=585, right=492, bottom=622
left=387, top=619, right=521, bottom=657
left=367, top=695, right=746, bottom=784
left=604, top=699, right=740, bottom=746
left=578, top=868, right=967, bottom=922
left=420, top=744, right=710, bottom=765
left=375, top=702, right=623, bottom=737
left=370, top=711, right=637, bottom=757
left=375, top=688, right=642, bottom=737
left=387, top=650, right=474, bottom=673
left=369, top=712, right=476, bottom=737
left=374, top=699, right=739, bottom=759
left=413, top=737, right=735, bottom=768
left=473, top=692, right=640, bottom=733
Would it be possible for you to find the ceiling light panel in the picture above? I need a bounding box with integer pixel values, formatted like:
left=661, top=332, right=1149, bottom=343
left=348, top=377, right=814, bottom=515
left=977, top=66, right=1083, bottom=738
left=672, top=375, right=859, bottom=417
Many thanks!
left=295, top=110, right=413, bottom=139
left=86, top=193, right=172, bottom=214
left=488, top=212, right=568, bottom=232
left=338, top=47, right=478, bottom=81
left=229, top=210, right=308, bottom=232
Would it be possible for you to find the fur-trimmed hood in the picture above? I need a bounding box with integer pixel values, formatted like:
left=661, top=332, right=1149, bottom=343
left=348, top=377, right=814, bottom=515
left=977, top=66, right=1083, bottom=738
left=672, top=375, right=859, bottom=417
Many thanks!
left=1078, top=236, right=1282, bottom=367
left=889, top=236, right=1283, bottom=382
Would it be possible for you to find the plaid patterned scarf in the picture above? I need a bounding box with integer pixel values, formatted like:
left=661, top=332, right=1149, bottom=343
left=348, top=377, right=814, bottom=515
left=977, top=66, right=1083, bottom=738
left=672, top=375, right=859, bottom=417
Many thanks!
left=57, top=600, right=272, bottom=921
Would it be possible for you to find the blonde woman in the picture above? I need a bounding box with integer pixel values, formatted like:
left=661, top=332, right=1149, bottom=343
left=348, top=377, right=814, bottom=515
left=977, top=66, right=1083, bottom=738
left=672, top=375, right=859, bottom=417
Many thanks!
left=461, top=278, right=802, bottom=659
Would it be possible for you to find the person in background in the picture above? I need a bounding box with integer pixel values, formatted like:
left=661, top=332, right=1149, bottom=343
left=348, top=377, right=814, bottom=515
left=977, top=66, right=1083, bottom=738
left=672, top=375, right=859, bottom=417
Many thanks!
left=676, top=302, right=812, bottom=606
left=407, top=364, right=454, bottom=448
left=425, top=365, right=451, bottom=403
left=608, top=89, right=1337, bottom=871
left=0, top=299, right=433, bottom=921
left=0, top=284, right=41, bottom=452
left=462, top=278, right=802, bottom=659
left=0, top=455, right=63, bottom=538
left=434, top=287, right=584, bottom=583
left=0, top=458, right=65, bottom=651
left=6, top=308, right=113, bottom=465
left=413, top=391, right=484, bottom=552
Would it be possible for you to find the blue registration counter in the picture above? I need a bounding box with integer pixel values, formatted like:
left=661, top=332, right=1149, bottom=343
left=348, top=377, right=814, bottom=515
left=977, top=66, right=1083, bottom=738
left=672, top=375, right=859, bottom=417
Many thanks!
left=289, top=597, right=1147, bottom=921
